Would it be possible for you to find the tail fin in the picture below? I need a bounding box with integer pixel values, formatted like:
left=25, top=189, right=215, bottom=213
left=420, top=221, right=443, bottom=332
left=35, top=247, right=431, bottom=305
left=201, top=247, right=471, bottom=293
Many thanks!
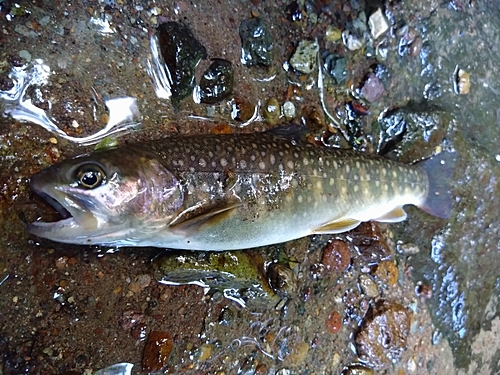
left=417, top=151, right=456, bottom=219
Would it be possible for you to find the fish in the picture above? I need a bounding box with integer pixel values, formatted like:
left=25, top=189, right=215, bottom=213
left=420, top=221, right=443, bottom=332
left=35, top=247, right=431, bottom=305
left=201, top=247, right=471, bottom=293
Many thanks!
left=27, top=128, right=455, bottom=250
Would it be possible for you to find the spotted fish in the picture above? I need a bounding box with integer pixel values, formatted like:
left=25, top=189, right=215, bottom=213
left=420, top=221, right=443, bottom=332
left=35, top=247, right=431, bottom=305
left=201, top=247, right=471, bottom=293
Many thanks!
left=27, top=129, right=454, bottom=250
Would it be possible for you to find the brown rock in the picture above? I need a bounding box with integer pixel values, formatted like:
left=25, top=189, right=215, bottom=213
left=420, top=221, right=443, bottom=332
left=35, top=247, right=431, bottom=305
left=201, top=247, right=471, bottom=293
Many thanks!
left=355, top=300, right=411, bottom=370
left=143, top=331, right=174, bottom=372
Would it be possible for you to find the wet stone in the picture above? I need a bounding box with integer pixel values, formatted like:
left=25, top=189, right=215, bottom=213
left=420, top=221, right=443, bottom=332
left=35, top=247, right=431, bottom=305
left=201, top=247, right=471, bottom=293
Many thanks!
left=143, top=331, right=173, bottom=372
left=360, top=73, right=385, bottom=102
left=321, top=239, right=351, bottom=272
left=231, top=97, right=255, bottom=122
left=323, top=53, right=347, bottom=84
left=263, top=97, right=281, bottom=125
left=358, top=274, right=379, bottom=298
left=199, top=59, right=234, bottom=104
left=239, top=18, right=274, bottom=67
left=373, top=260, right=398, bottom=287
left=157, top=21, right=207, bottom=103
left=355, top=300, right=411, bottom=370
left=325, top=310, right=342, bottom=334
left=282, top=100, right=296, bottom=121
left=267, top=263, right=297, bottom=298
left=290, top=40, right=319, bottom=74
left=374, top=101, right=450, bottom=157
left=341, top=365, right=375, bottom=375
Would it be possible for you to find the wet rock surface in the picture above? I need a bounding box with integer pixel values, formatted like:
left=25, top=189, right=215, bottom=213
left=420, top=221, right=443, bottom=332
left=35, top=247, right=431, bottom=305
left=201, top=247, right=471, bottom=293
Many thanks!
left=355, top=301, right=411, bottom=370
left=0, top=1, right=499, bottom=374
left=239, top=17, right=274, bottom=67
left=199, top=58, right=234, bottom=104
left=157, top=21, right=207, bottom=104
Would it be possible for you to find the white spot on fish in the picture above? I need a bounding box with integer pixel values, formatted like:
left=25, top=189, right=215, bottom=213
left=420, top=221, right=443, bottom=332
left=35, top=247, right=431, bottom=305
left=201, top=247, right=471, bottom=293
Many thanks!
left=208, top=151, right=214, bottom=158
left=294, top=152, right=299, bottom=158
left=329, top=178, right=334, bottom=186
left=303, top=158, right=309, bottom=166
left=199, top=158, right=207, bottom=167
left=270, top=154, right=276, bottom=165
left=240, top=160, right=247, bottom=169
left=278, top=163, right=284, bottom=171
left=333, top=161, right=338, bottom=169
left=382, top=168, right=387, bottom=176
left=346, top=165, right=350, bottom=173
left=375, top=180, right=380, bottom=187
left=356, top=161, right=360, bottom=168
left=259, top=161, right=266, bottom=170
left=316, top=180, right=322, bottom=189
left=287, top=160, right=294, bottom=169
left=251, top=155, right=256, bottom=161
left=297, top=195, right=303, bottom=203
left=326, top=160, right=330, bottom=167
left=220, top=158, right=228, bottom=167
left=353, top=185, right=359, bottom=192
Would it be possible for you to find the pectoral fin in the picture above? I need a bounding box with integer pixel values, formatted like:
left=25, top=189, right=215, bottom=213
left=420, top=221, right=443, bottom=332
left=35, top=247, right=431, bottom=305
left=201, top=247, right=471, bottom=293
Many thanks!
left=374, top=207, right=407, bottom=223
left=313, top=218, right=361, bottom=234
left=169, top=201, right=244, bottom=233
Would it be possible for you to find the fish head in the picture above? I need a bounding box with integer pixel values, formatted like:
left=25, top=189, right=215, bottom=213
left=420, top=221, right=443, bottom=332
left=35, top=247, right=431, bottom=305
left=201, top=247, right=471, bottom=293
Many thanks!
left=27, top=147, right=184, bottom=246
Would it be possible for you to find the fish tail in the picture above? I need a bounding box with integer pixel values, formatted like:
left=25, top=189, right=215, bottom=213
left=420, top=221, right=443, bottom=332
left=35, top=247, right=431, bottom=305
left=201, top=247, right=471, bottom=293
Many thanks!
left=418, top=151, right=456, bottom=219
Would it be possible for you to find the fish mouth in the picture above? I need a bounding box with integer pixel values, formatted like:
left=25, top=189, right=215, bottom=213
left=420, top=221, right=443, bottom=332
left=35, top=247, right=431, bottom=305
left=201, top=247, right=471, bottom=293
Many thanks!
left=27, top=179, right=99, bottom=242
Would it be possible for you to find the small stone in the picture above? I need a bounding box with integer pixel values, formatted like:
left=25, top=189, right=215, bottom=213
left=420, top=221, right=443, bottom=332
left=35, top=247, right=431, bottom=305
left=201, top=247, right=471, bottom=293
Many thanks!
left=267, top=263, right=297, bottom=297
left=360, top=73, right=385, bottom=102
left=239, top=18, right=274, bottom=67
left=342, top=30, right=364, bottom=51
left=325, top=310, right=342, bottom=334
left=323, top=54, right=347, bottom=84
left=49, top=137, right=58, bottom=144
left=325, top=26, right=342, bottom=42
left=129, top=274, right=152, bottom=293
left=263, top=97, right=281, bottom=125
left=18, top=50, right=32, bottom=62
left=12, top=296, right=18, bottom=303
left=373, top=260, right=398, bottom=286
left=341, top=365, right=375, bottom=375
left=55, top=256, right=68, bottom=269
left=142, top=331, right=173, bottom=372
left=197, top=344, right=212, bottom=362
left=355, top=300, right=411, bottom=370
left=199, top=59, right=234, bottom=104
left=358, top=274, right=379, bottom=298
left=321, top=240, right=351, bottom=272
left=290, top=40, right=319, bottom=74
left=396, top=242, right=420, bottom=254
left=368, top=9, right=389, bottom=39
left=454, top=68, right=470, bottom=95
left=282, top=101, right=296, bottom=121
left=230, top=97, right=255, bottom=122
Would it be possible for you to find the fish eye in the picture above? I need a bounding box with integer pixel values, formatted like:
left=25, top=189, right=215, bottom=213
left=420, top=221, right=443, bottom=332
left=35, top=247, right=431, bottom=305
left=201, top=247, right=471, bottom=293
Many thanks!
left=75, top=164, right=106, bottom=189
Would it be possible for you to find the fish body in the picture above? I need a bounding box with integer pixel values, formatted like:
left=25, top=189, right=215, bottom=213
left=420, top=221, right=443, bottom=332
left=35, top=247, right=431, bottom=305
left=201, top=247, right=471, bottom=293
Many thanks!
left=27, top=130, right=453, bottom=250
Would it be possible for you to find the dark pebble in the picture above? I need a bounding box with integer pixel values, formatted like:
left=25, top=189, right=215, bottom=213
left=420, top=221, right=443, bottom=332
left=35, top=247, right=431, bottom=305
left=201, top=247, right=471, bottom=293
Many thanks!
left=157, top=21, right=207, bottom=103
left=199, top=59, right=234, bottom=104
left=239, top=18, right=274, bottom=67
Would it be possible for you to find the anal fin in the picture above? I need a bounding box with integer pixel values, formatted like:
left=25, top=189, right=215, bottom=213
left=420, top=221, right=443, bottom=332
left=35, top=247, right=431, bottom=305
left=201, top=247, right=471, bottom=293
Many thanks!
left=374, top=207, right=407, bottom=223
left=313, top=218, right=361, bottom=234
